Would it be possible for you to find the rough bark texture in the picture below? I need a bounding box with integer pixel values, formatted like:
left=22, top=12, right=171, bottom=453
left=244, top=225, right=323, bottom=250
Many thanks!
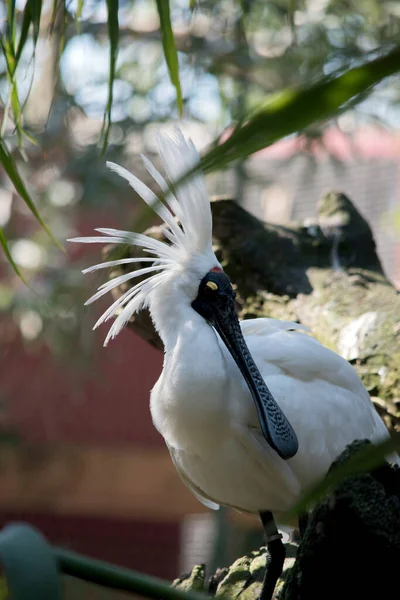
left=173, top=543, right=297, bottom=599
left=173, top=440, right=400, bottom=600
left=107, top=192, right=400, bottom=598
left=109, top=191, right=400, bottom=430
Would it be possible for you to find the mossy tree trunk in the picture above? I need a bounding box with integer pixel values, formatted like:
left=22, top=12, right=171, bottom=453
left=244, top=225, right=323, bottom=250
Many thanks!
left=173, top=441, right=400, bottom=600
left=108, top=192, right=400, bottom=599
left=114, top=191, right=400, bottom=431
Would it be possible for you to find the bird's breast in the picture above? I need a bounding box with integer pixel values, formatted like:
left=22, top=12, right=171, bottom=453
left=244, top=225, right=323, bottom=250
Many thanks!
left=150, top=340, right=234, bottom=453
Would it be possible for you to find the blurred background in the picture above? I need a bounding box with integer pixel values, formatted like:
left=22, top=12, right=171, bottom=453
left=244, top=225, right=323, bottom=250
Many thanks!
left=0, top=0, right=400, bottom=596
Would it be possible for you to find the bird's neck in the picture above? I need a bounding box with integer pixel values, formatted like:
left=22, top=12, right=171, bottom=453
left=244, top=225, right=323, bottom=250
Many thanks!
left=149, top=289, right=208, bottom=352
left=149, top=288, right=228, bottom=453
left=149, top=289, right=227, bottom=387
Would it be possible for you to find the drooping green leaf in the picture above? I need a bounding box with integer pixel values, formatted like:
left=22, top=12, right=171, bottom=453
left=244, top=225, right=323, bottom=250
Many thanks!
left=14, top=4, right=32, bottom=66
left=0, top=139, right=63, bottom=251
left=2, top=0, right=43, bottom=145
left=9, top=0, right=43, bottom=78
left=164, top=46, right=400, bottom=192
left=7, top=0, right=17, bottom=44
left=15, top=0, right=43, bottom=50
left=30, top=0, right=43, bottom=45
left=0, top=39, right=22, bottom=142
left=156, top=0, right=183, bottom=116
left=76, top=0, right=84, bottom=31
left=0, top=227, right=30, bottom=286
left=134, top=45, right=400, bottom=241
left=9, top=82, right=23, bottom=146
left=287, top=433, right=400, bottom=517
left=197, top=47, right=400, bottom=174
left=100, top=0, right=119, bottom=154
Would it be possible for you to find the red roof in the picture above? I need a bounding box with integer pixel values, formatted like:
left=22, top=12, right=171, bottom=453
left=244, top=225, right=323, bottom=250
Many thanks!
left=257, top=126, right=400, bottom=160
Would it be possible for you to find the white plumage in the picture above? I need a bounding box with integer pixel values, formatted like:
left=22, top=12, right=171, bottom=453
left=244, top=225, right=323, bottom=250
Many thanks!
left=151, top=316, right=392, bottom=519
left=69, top=127, right=396, bottom=525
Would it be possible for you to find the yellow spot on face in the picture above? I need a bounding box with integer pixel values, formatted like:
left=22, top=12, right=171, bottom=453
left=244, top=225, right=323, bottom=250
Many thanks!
left=206, top=281, right=218, bottom=291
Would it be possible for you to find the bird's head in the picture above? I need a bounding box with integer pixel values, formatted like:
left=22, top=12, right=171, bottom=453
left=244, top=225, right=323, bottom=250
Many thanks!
left=68, top=126, right=298, bottom=460
left=191, top=268, right=235, bottom=324
left=68, top=127, right=225, bottom=345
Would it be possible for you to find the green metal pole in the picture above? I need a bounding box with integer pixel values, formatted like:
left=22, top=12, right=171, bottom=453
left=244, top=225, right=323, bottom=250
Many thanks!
left=54, top=547, right=208, bottom=600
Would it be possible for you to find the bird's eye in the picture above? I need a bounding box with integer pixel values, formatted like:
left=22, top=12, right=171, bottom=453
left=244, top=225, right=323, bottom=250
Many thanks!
left=204, top=281, right=218, bottom=294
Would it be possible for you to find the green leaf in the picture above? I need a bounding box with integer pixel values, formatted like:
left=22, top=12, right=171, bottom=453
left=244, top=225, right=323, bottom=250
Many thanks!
left=156, top=0, right=183, bottom=116
left=76, top=0, right=84, bottom=31
left=50, top=0, right=68, bottom=59
left=1, top=0, right=42, bottom=145
left=55, top=547, right=207, bottom=600
left=0, top=227, right=31, bottom=286
left=196, top=46, right=400, bottom=174
left=10, top=79, right=23, bottom=146
left=100, top=0, right=119, bottom=154
left=15, top=2, right=33, bottom=64
left=138, top=46, right=400, bottom=239
left=0, top=39, right=23, bottom=143
left=30, top=0, right=43, bottom=45
left=15, top=0, right=43, bottom=50
left=287, top=434, right=400, bottom=517
left=7, top=0, right=16, bottom=44
left=0, top=139, right=63, bottom=251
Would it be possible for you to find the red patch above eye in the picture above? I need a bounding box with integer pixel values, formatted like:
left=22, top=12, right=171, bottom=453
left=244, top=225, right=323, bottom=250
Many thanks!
left=210, top=266, right=223, bottom=273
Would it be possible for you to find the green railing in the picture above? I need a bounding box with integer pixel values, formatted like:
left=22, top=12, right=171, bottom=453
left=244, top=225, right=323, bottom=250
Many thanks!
left=0, top=523, right=207, bottom=600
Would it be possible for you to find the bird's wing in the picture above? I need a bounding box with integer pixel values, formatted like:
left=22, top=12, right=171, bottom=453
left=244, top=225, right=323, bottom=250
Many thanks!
left=240, top=318, right=399, bottom=467
left=241, top=318, right=368, bottom=399
left=240, top=317, right=310, bottom=337
left=166, top=443, right=220, bottom=510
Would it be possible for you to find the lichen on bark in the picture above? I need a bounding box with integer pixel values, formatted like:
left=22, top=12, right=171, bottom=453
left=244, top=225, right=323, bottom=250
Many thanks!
left=173, top=544, right=298, bottom=600
left=105, top=191, right=400, bottom=598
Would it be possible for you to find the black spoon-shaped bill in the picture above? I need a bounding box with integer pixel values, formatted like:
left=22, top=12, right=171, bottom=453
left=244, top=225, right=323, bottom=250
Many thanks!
left=192, top=271, right=298, bottom=461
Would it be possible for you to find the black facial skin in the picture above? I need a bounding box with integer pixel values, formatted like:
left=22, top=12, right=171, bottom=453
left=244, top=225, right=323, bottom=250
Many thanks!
left=192, top=270, right=298, bottom=461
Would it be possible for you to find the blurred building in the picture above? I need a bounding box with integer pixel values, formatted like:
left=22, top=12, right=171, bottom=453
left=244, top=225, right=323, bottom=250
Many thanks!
left=0, top=324, right=182, bottom=579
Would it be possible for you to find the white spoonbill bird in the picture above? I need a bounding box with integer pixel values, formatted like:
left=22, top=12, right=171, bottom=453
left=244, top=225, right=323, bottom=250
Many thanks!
left=69, top=127, right=397, bottom=600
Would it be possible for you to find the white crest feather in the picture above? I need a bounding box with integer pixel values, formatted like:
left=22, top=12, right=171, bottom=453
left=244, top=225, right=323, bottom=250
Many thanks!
left=68, top=126, right=218, bottom=346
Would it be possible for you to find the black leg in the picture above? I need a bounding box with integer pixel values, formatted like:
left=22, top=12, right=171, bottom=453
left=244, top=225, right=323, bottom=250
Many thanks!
left=298, top=513, right=309, bottom=540
left=259, top=511, right=285, bottom=600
